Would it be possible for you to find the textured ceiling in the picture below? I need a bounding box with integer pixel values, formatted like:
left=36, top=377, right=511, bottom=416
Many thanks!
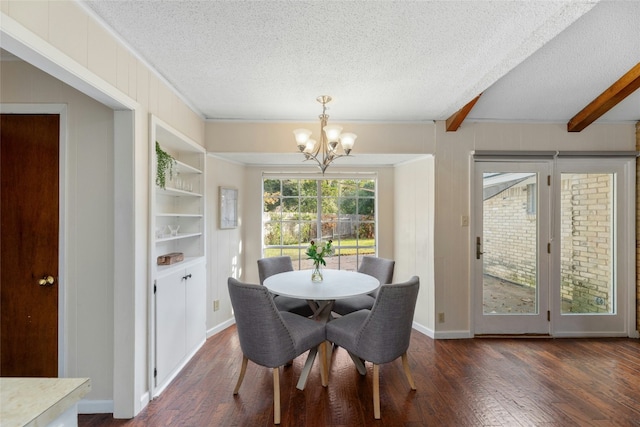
left=80, top=0, right=638, bottom=125
left=469, top=0, right=640, bottom=123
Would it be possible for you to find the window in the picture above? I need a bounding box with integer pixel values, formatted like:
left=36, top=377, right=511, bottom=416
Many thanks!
left=263, top=177, right=376, bottom=270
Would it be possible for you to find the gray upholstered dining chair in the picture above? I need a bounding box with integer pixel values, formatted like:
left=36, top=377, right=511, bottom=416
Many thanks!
left=332, top=256, right=395, bottom=316
left=326, top=276, right=419, bottom=419
left=228, top=277, right=328, bottom=424
left=258, top=256, right=314, bottom=317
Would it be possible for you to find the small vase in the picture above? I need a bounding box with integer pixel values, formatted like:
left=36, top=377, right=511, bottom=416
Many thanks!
left=311, top=264, right=323, bottom=282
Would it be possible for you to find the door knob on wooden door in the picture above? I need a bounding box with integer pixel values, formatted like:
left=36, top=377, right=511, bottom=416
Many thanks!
left=38, top=275, right=55, bottom=286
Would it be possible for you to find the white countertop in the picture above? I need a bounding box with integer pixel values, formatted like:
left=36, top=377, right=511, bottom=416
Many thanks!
left=0, top=377, right=91, bottom=427
left=263, top=269, right=379, bottom=300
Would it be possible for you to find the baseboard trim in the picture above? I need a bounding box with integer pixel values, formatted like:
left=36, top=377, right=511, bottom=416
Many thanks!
left=139, top=391, right=150, bottom=413
left=412, top=322, right=472, bottom=339
left=475, top=334, right=551, bottom=339
left=433, top=330, right=473, bottom=339
left=412, top=321, right=433, bottom=338
left=207, top=318, right=235, bottom=338
left=78, top=399, right=113, bottom=414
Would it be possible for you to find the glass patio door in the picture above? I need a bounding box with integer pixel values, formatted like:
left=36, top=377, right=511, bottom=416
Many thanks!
left=474, top=156, right=634, bottom=336
left=473, top=161, right=551, bottom=335
left=551, top=158, right=633, bottom=336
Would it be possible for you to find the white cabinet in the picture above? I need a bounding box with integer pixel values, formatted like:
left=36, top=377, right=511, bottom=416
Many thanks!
left=154, top=268, right=186, bottom=389
left=154, top=260, right=206, bottom=393
left=149, top=115, right=207, bottom=397
left=185, top=262, right=207, bottom=353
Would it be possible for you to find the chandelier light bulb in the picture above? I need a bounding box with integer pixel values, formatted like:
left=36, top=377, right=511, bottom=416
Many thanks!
left=323, top=125, right=343, bottom=142
left=293, top=128, right=313, bottom=151
left=339, top=133, right=357, bottom=153
left=304, top=139, right=316, bottom=154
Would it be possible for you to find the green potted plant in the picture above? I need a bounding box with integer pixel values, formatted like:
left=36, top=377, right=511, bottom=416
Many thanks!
left=156, top=142, right=176, bottom=189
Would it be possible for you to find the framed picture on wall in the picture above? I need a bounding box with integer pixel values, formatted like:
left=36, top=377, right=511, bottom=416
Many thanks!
left=219, top=186, right=238, bottom=229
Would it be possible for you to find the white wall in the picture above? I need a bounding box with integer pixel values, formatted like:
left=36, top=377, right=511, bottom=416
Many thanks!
left=394, top=156, right=435, bottom=333
left=206, top=155, right=245, bottom=334
left=206, top=121, right=434, bottom=154
left=1, top=60, right=115, bottom=400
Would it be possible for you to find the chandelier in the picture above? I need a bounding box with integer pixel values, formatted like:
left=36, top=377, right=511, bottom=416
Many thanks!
left=293, top=96, right=357, bottom=174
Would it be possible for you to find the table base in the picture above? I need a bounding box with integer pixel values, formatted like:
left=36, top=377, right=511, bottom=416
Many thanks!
left=296, top=300, right=367, bottom=390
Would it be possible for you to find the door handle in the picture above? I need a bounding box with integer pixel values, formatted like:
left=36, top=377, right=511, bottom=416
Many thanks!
left=476, top=237, right=484, bottom=260
left=38, top=275, right=55, bottom=286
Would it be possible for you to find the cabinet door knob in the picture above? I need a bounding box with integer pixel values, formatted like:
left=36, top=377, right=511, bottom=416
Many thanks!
left=182, top=274, right=192, bottom=281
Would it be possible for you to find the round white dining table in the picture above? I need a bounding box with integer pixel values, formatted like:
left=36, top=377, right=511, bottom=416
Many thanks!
left=263, top=269, right=379, bottom=301
left=263, top=268, right=379, bottom=390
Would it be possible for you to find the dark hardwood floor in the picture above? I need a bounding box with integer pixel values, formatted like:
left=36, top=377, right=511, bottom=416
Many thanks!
left=80, top=327, right=640, bottom=426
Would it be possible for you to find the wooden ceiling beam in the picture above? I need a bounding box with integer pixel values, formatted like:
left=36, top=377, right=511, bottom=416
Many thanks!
left=446, top=93, right=482, bottom=132
left=567, top=62, right=640, bottom=132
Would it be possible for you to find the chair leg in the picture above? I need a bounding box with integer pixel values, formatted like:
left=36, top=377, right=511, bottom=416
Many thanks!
left=273, top=367, right=281, bottom=424
left=373, top=363, right=381, bottom=419
left=401, top=353, right=416, bottom=390
left=233, top=356, right=249, bottom=395
left=320, top=341, right=328, bottom=387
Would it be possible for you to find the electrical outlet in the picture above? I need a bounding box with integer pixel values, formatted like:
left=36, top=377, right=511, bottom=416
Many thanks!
left=460, top=215, right=469, bottom=227
left=438, top=312, right=445, bottom=323
left=213, top=300, right=220, bottom=311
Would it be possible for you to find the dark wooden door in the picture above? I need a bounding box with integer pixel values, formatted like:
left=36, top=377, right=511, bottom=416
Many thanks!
left=1, top=114, right=60, bottom=377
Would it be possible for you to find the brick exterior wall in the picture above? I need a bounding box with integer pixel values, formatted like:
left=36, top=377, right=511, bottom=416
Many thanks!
left=484, top=174, right=614, bottom=313
left=560, top=173, right=613, bottom=313
left=484, top=180, right=537, bottom=287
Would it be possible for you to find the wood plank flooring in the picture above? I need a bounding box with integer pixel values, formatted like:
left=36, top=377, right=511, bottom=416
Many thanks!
left=79, top=327, right=640, bottom=426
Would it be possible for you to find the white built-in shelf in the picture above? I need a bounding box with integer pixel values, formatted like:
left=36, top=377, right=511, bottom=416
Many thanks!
left=157, top=187, right=202, bottom=197
left=174, top=159, right=202, bottom=175
left=155, top=232, right=202, bottom=243
left=156, top=213, right=203, bottom=218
